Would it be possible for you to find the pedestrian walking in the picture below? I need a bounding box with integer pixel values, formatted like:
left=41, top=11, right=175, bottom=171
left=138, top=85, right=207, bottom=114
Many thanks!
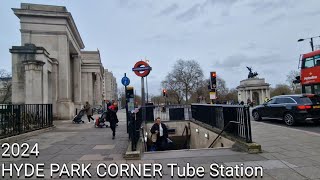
left=84, top=101, right=94, bottom=122
left=108, top=102, right=119, bottom=139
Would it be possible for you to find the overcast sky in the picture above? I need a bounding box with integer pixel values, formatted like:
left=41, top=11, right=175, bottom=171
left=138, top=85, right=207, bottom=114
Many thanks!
left=1, top=0, right=320, bottom=96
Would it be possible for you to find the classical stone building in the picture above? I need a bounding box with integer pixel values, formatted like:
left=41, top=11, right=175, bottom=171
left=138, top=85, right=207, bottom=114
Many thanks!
left=10, top=3, right=104, bottom=119
left=81, top=51, right=104, bottom=106
left=103, top=69, right=118, bottom=101
left=237, top=78, right=270, bottom=105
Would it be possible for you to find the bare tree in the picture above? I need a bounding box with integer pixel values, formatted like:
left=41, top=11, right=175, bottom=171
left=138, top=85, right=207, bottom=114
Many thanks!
left=216, top=76, right=229, bottom=99
left=169, top=60, right=204, bottom=104
left=189, top=76, right=230, bottom=103
left=189, top=79, right=210, bottom=103
left=161, top=73, right=184, bottom=104
left=286, top=70, right=301, bottom=93
left=151, top=95, right=164, bottom=105
left=0, top=69, right=12, bottom=104
left=224, top=88, right=238, bottom=103
left=270, top=84, right=292, bottom=97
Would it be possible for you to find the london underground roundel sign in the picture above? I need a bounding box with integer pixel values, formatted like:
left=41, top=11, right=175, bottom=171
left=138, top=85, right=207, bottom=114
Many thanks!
left=132, top=61, right=152, bottom=77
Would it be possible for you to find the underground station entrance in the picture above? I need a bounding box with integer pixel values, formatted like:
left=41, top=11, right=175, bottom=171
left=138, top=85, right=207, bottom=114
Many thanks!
left=125, top=104, right=260, bottom=159
left=144, top=120, right=234, bottom=151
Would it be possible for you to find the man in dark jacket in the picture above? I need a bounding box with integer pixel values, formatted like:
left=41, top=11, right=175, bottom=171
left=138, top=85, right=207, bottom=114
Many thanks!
left=150, top=117, right=168, bottom=151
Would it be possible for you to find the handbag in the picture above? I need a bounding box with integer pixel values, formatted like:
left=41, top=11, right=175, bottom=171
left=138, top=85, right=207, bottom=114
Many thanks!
left=151, top=133, right=157, bottom=143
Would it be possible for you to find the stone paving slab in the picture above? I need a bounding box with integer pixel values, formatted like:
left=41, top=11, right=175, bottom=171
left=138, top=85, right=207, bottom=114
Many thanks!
left=264, top=168, right=308, bottom=180
left=293, top=166, right=320, bottom=179
left=93, top=144, right=115, bottom=149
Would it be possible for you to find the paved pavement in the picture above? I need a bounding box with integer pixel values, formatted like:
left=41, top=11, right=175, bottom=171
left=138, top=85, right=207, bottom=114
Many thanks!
left=1, top=109, right=320, bottom=179
left=254, top=118, right=320, bottom=134
left=249, top=107, right=320, bottom=134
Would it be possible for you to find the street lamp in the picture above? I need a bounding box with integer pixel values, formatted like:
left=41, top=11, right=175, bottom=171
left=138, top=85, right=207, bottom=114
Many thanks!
left=297, top=36, right=320, bottom=51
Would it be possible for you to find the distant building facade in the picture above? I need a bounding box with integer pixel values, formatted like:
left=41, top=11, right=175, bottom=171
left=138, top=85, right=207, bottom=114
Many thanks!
left=103, top=69, right=118, bottom=101
left=10, top=3, right=104, bottom=119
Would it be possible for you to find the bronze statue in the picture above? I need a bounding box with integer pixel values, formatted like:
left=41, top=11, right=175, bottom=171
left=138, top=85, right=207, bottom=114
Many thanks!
left=246, top=66, right=258, bottom=78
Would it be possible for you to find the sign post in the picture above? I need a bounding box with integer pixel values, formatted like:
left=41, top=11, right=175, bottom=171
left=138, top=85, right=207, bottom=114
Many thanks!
left=121, top=73, right=130, bottom=133
left=132, top=60, right=152, bottom=122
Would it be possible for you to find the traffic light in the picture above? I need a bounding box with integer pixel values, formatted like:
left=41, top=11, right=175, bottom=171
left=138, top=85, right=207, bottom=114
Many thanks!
left=210, top=72, right=217, bottom=89
left=126, top=86, right=134, bottom=99
left=162, top=89, right=167, bottom=97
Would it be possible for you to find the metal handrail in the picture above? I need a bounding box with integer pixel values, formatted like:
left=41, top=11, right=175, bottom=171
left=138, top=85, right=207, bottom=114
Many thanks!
left=181, top=124, right=190, bottom=149
left=140, top=126, right=147, bottom=152
left=208, top=121, right=239, bottom=148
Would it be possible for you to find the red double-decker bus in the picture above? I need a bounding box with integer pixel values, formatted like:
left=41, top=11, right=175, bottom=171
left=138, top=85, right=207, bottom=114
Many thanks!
left=300, top=49, right=320, bottom=94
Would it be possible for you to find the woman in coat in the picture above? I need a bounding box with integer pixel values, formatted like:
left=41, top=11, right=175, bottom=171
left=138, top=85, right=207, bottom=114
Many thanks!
left=84, top=101, right=94, bottom=122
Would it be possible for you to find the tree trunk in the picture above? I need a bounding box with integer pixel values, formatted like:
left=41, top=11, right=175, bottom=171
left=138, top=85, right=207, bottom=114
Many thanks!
left=185, top=88, right=188, bottom=104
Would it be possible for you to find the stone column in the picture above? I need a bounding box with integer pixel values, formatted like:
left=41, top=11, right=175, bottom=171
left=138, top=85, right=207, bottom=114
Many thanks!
left=23, top=60, right=45, bottom=104
left=250, top=90, right=253, bottom=101
left=57, top=35, right=71, bottom=100
left=10, top=54, right=25, bottom=104
left=93, top=74, right=97, bottom=106
left=56, top=35, right=74, bottom=120
left=81, top=72, right=88, bottom=105
left=88, top=73, right=94, bottom=106
left=261, top=89, right=265, bottom=103
left=51, top=59, right=59, bottom=119
left=95, top=73, right=102, bottom=106
left=266, top=89, right=270, bottom=98
left=244, top=90, right=247, bottom=102
left=73, top=55, right=82, bottom=109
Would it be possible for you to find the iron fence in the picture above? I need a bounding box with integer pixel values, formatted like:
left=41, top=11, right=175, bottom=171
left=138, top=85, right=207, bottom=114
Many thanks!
left=140, top=104, right=192, bottom=122
left=0, top=104, right=53, bottom=139
left=191, top=104, right=252, bottom=143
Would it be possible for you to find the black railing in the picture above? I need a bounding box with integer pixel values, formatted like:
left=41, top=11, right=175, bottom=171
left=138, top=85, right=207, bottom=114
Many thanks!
left=191, top=104, right=252, bottom=143
left=128, top=110, right=143, bottom=151
left=140, top=104, right=192, bottom=122
left=0, top=104, right=53, bottom=139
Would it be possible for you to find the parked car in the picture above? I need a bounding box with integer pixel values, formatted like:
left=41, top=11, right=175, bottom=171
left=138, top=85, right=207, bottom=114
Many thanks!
left=252, top=94, right=320, bottom=126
